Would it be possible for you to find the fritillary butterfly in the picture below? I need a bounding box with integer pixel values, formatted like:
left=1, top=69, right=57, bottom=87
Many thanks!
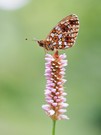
left=37, top=14, right=79, bottom=51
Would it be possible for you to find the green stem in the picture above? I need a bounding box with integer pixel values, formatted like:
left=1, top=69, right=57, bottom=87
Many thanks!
left=52, top=120, right=56, bottom=135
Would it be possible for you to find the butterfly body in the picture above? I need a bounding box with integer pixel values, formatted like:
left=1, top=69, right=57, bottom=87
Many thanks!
left=37, top=14, right=79, bottom=51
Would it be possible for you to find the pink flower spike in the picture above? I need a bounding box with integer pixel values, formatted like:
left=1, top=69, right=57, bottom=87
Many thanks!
left=52, top=102, right=58, bottom=107
left=59, top=115, right=69, bottom=120
left=42, top=51, right=69, bottom=120
left=60, top=103, right=69, bottom=108
left=42, top=105, right=50, bottom=111
left=51, top=88, right=56, bottom=93
left=60, top=71, right=65, bottom=75
left=48, top=110, right=55, bottom=115
left=62, top=92, right=67, bottom=96
left=60, top=54, right=67, bottom=59
left=58, top=109, right=67, bottom=113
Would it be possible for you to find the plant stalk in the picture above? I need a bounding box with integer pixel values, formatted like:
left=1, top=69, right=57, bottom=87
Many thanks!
left=52, top=120, right=56, bottom=135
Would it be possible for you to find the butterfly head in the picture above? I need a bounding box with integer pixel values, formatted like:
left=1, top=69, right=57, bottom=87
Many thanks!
left=37, top=40, right=50, bottom=51
left=37, top=40, right=45, bottom=48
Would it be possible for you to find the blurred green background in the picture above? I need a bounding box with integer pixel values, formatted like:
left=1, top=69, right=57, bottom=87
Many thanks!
left=0, top=0, right=101, bottom=135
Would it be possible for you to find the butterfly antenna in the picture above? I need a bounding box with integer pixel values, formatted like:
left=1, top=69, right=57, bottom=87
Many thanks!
left=32, top=37, right=39, bottom=43
left=25, top=38, right=28, bottom=40
left=25, top=37, right=38, bottom=41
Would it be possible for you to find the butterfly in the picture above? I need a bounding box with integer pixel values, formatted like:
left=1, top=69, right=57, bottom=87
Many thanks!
left=36, top=14, right=79, bottom=51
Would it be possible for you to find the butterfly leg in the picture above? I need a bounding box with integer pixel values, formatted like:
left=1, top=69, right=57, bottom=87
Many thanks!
left=44, top=48, right=48, bottom=54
